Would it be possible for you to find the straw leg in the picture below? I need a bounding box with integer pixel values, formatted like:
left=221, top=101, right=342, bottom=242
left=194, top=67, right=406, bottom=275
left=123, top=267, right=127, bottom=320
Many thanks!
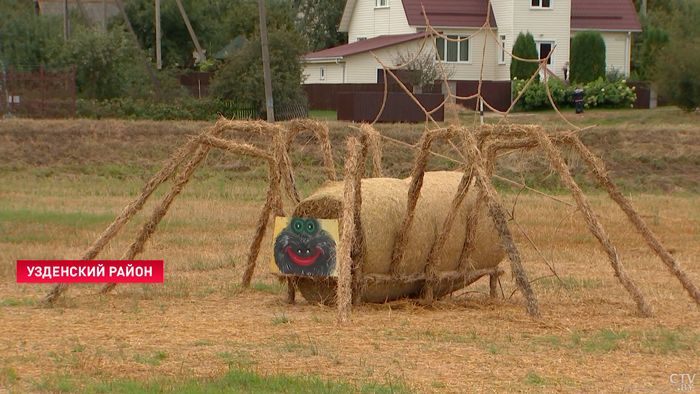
left=100, top=283, right=117, bottom=294
left=337, top=137, right=362, bottom=323
left=390, top=129, right=460, bottom=276
left=533, top=129, right=652, bottom=317
left=43, top=283, right=71, bottom=306
left=489, top=270, right=501, bottom=298
left=389, top=135, right=431, bottom=276
left=460, top=128, right=541, bottom=318
left=241, top=190, right=276, bottom=288
left=101, top=138, right=214, bottom=294
left=570, top=135, right=700, bottom=309
left=486, top=199, right=541, bottom=317
left=422, top=169, right=474, bottom=301
left=43, top=134, right=202, bottom=305
left=351, top=140, right=368, bottom=305
left=286, top=277, right=296, bottom=303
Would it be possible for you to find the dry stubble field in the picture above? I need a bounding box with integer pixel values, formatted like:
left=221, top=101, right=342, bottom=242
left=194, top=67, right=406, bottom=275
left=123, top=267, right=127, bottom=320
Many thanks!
left=1, top=113, right=699, bottom=393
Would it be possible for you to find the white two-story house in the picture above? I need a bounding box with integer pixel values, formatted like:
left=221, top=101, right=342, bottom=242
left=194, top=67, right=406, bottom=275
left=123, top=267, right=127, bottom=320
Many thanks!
left=303, top=0, right=641, bottom=84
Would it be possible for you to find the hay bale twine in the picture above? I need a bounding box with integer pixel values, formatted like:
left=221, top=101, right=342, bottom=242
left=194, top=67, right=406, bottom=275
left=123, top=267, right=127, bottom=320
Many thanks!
left=292, top=171, right=505, bottom=303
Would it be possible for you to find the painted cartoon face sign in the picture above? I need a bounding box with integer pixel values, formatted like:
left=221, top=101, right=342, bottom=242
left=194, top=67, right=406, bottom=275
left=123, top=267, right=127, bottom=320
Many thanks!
left=271, top=217, right=339, bottom=276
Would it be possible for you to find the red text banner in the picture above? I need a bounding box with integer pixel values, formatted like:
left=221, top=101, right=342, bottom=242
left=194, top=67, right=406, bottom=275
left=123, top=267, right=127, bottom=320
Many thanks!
left=16, top=260, right=164, bottom=283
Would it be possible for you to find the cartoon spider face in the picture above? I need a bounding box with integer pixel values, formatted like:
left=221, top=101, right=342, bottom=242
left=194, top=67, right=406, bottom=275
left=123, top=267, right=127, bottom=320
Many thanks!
left=273, top=218, right=336, bottom=276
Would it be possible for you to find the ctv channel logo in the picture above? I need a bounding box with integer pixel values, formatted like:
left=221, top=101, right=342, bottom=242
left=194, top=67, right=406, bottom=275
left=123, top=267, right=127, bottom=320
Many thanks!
left=671, top=373, right=696, bottom=392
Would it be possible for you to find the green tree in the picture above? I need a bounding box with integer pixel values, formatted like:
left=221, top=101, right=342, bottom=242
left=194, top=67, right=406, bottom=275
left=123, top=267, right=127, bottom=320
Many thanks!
left=570, top=31, right=606, bottom=84
left=652, top=0, right=700, bottom=111
left=631, top=25, right=670, bottom=80
left=123, top=0, right=230, bottom=68
left=0, top=0, right=63, bottom=70
left=211, top=28, right=307, bottom=114
left=58, top=25, right=153, bottom=100
left=510, top=32, right=539, bottom=81
left=296, top=0, right=347, bottom=52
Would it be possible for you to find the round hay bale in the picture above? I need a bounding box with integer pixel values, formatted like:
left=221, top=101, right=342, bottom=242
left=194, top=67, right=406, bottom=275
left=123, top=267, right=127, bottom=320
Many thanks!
left=292, top=171, right=505, bottom=303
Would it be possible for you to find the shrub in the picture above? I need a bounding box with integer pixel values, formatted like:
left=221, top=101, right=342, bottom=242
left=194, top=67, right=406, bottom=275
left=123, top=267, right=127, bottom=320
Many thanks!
left=570, top=31, right=606, bottom=84
left=510, top=32, right=540, bottom=81
left=75, top=97, right=226, bottom=120
left=211, top=28, right=307, bottom=115
left=512, top=77, right=636, bottom=110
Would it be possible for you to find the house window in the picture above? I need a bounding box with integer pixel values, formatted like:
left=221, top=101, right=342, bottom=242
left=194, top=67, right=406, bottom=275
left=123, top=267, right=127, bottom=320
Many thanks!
left=531, top=0, right=551, bottom=8
left=499, top=35, right=507, bottom=64
left=375, top=0, right=388, bottom=8
left=537, top=42, right=554, bottom=65
left=357, top=37, right=367, bottom=41
left=319, top=66, right=326, bottom=80
left=435, top=36, right=470, bottom=63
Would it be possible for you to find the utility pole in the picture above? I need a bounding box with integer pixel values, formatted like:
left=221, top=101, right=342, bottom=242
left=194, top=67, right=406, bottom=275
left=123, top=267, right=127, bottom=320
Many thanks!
left=257, top=0, right=275, bottom=122
left=103, top=0, right=107, bottom=31
left=114, top=0, right=162, bottom=96
left=174, top=0, right=206, bottom=63
left=155, top=0, right=162, bottom=69
left=63, top=0, right=70, bottom=42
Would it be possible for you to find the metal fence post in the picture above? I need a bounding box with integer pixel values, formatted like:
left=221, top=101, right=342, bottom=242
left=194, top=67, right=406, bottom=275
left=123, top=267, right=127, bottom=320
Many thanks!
left=71, top=64, right=76, bottom=118
left=40, top=65, right=45, bottom=118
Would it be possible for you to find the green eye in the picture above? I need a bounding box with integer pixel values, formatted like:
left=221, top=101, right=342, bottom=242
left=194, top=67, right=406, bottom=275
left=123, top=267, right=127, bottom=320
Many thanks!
left=292, top=219, right=304, bottom=233
left=305, top=220, right=315, bottom=233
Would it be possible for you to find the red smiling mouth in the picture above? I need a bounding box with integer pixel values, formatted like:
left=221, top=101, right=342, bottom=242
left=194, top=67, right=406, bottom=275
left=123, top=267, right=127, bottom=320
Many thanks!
left=285, top=246, right=323, bottom=266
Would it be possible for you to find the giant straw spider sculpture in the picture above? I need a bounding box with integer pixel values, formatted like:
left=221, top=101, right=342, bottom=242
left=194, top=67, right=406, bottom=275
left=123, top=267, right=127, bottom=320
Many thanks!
left=43, top=10, right=700, bottom=323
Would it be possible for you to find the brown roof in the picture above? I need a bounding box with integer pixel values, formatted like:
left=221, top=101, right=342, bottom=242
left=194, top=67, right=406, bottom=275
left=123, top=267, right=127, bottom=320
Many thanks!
left=305, top=32, right=427, bottom=59
left=403, top=0, right=497, bottom=29
left=571, top=0, right=641, bottom=31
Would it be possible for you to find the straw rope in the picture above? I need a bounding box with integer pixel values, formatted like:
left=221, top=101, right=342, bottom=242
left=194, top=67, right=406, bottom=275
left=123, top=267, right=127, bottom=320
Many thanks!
left=337, top=137, right=362, bottom=323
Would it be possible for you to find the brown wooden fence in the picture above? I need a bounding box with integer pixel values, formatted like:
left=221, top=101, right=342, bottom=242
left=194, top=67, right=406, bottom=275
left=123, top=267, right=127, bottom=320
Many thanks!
left=455, top=81, right=512, bottom=112
left=3, top=65, right=76, bottom=118
left=337, top=92, right=444, bottom=123
left=179, top=72, right=215, bottom=98
left=304, top=83, right=442, bottom=111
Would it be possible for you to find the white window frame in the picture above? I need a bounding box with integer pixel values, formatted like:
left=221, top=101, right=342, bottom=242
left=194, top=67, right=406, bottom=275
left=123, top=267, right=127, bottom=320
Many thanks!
left=536, top=40, right=556, bottom=75
left=375, top=0, right=389, bottom=8
left=530, top=0, right=552, bottom=9
left=498, top=34, right=507, bottom=65
left=319, top=66, right=326, bottom=81
left=435, top=35, right=471, bottom=64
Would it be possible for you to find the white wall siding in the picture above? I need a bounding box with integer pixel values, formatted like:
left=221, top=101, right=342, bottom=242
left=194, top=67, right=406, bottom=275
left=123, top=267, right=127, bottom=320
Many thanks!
left=389, top=1, right=414, bottom=35
left=344, top=40, right=424, bottom=83
left=348, top=0, right=416, bottom=42
left=512, top=0, right=571, bottom=79
left=348, top=0, right=376, bottom=42
left=340, top=31, right=507, bottom=83
left=303, top=62, right=346, bottom=84
left=435, top=30, right=500, bottom=81
left=490, top=0, right=515, bottom=80
left=600, top=31, right=631, bottom=76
